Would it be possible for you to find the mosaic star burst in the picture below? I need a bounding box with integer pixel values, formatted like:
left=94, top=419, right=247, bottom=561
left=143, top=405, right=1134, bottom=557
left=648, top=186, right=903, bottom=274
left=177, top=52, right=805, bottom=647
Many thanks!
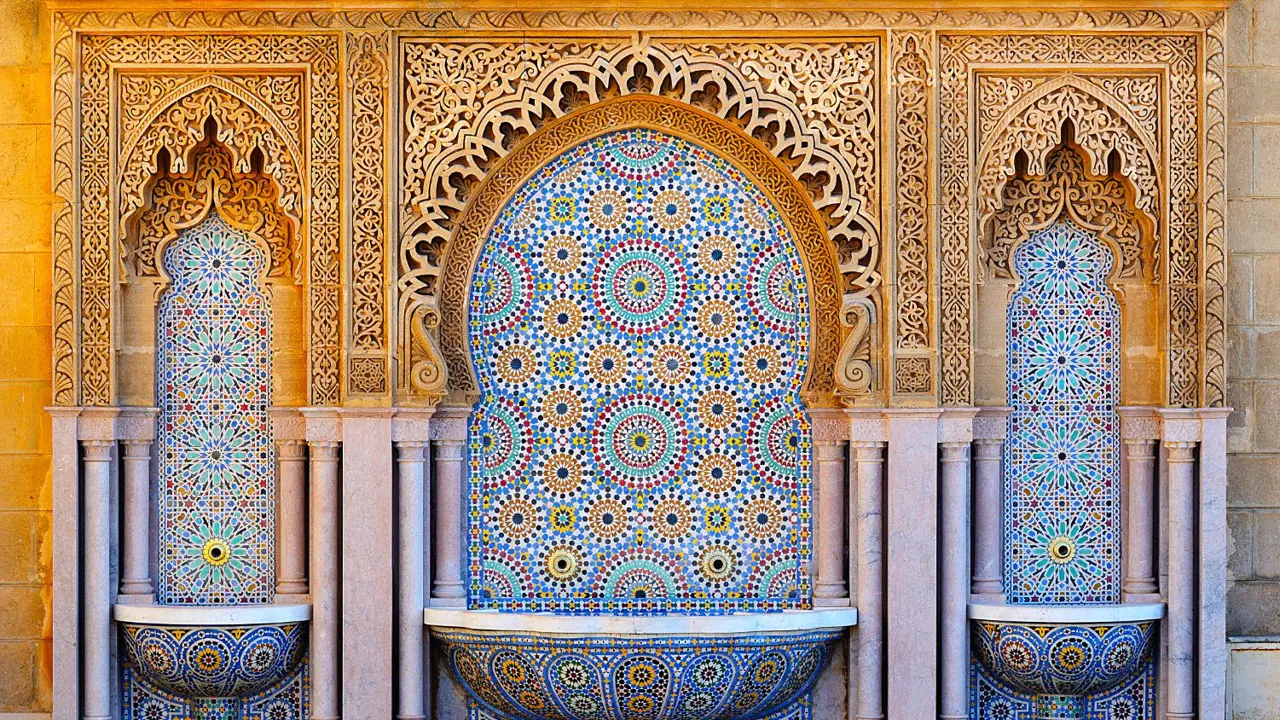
left=467, top=128, right=813, bottom=615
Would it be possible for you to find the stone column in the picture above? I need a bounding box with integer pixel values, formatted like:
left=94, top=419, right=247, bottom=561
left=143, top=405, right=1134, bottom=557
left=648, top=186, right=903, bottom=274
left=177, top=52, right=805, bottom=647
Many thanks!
left=852, top=437, right=886, bottom=720
left=80, top=403, right=118, bottom=720
left=431, top=408, right=469, bottom=604
left=395, top=408, right=434, bottom=720
left=812, top=409, right=848, bottom=605
left=971, top=407, right=1009, bottom=601
left=1199, top=408, right=1231, bottom=720
left=47, top=406, right=80, bottom=720
left=1162, top=407, right=1200, bottom=720
left=1119, top=408, right=1160, bottom=601
left=939, top=409, right=975, bottom=720
left=273, top=410, right=308, bottom=597
left=117, top=408, right=158, bottom=601
left=304, top=409, right=342, bottom=720
left=342, top=409, right=395, bottom=720
left=884, top=409, right=940, bottom=720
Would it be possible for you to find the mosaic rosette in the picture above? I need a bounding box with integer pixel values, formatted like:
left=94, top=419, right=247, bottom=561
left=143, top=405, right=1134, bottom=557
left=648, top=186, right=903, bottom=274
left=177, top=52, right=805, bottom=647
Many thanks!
left=970, top=619, right=1156, bottom=701
left=119, top=622, right=307, bottom=700
left=434, top=628, right=840, bottom=720
left=1004, top=222, right=1121, bottom=605
left=467, top=128, right=812, bottom=614
left=157, top=215, right=274, bottom=605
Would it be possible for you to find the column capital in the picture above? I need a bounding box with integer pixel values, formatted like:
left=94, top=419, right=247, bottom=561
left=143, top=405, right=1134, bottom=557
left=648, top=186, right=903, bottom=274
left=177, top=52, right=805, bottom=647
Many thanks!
left=78, top=407, right=120, bottom=441
left=810, top=407, right=850, bottom=444
left=117, top=407, right=159, bottom=442
left=1117, top=406, right=1161, bottom=441
left=845, top=408, right=888, bottom=443
left=271, top=407, right=307, bottom=442
left=81, top=440, right=114, bottom=460
left=301, top=407, right=342, bottom=443
left=1159, top=408, right=1203, bottom=444
left=973, top=406, right=1012, bottom=441
left=939, top=407, right=978, bottom=445
left=119, top=439, right=151, bottom=458
left=393, top=407, right=436, bottom=443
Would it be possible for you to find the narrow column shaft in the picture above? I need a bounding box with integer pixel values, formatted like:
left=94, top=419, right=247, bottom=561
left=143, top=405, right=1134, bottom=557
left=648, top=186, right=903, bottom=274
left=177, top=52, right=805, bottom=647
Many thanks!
left=1166, top=441, right=1197, bottom=720
left=970, top=439, right=1004, bottom=599
left=814, top=440, right=848, bottom=603
left=82, top=440, right=114, bottom=720
left=276, top=441, right=308, bottom=595
left=309, top=441, right=341, bottom=720
left=854, top=441, right=885, bottom=720
left=119, top=440, right=153, bottom=597
left=397, top=441, right=428, bottom=720
left=1122, top=439, right=1159, bottom=598
left=939, top=442, right=970, bottom=720
left=432, top=438, right=466, bottom=602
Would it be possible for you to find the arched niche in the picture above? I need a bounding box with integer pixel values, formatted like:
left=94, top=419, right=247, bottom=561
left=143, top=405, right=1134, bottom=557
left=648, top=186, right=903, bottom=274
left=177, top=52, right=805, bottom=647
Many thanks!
left=972, top=83, right=1165, bottom=408
left=116, top=121, right=305, bottom=407
left=435, top=95, right=847, bottom=409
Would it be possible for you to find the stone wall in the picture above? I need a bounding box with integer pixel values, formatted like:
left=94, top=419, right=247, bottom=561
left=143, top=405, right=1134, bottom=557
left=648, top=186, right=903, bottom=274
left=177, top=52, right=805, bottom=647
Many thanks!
left=0, top=0, right=53, bottom=712
left=1227, top=0, right=1280, bottom=639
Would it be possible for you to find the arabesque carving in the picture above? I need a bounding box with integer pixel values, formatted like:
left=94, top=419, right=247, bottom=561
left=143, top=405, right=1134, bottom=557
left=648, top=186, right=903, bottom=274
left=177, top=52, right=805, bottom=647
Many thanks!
left=986, top=144, right=1155, bottom=281
left=131, top=136, right=297, bottom=281
left=347, top=32, right=392, bottom=397
left=939, top=33, right=1203, bottom=408
left=399, top=37, right=880, bottom=403
left=73, top=32, right=341, bottom=406
left=436, top=95, right=844, bottom=407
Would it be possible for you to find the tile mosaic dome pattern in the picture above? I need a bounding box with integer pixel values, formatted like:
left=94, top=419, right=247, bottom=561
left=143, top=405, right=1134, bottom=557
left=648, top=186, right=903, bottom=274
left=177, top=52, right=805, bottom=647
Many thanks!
left=156, top=214, right=275, bottom=605
left=1004, top=222, right=1121, bottom=605
left=436, top=628, right=840, bottom=720
left=467, top=128, right=813, bottom=614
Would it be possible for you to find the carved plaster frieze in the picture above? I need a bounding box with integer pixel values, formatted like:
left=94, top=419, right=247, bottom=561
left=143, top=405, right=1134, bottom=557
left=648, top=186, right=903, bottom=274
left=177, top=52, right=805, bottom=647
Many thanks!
left=399, top=36, right=881, bottom=406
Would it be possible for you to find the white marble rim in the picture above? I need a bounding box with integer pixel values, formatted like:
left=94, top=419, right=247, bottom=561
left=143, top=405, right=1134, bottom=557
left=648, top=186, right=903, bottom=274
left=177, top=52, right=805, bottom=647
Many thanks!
left=967, top=602, right=1166, bottom=624
left=424, top=608, right=857, bottom=635
left=113, top=602, right=312, bottom=626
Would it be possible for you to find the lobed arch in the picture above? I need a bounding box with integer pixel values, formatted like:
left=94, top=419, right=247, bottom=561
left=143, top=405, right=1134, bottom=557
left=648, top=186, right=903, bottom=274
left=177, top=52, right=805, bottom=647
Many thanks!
left=435, top=94, right=847, bottom=408
left=118, top=79, right=305, bottom=282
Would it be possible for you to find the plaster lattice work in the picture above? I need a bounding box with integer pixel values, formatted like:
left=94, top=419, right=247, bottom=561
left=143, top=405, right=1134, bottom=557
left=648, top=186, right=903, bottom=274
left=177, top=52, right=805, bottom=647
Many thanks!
left=400, top=37, right=879, bottom=407
left=467, top=128, right=812, bottom=614
left=68, top=31, right=341, bottom=407
left=156, top=214, right=275, bottom=605
left=1004, top=222, right=1121, bottom=605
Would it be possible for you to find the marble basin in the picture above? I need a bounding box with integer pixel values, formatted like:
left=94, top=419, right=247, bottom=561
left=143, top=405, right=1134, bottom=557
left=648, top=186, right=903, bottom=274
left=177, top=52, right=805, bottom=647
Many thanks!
left=115, top=603, right=311, bottom=720
left=969, top=602, right=1164, bottom=720
left=425, top=608, right=856, bottom=720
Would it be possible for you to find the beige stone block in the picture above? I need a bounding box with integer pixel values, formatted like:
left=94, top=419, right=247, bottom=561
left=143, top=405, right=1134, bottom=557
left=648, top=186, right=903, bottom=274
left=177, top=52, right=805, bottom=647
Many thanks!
left=1230, top=509, right=1255, bottom=580
left=1229, top=199, right=1280, bottom=254
left=0, top=67, right=47, bottom=127
left=0, top=641, right=34, bottom=709
left=0, top=383, right=50, bottom=454
left=1229, top=580, right=1280, bottom=635
left=1228, top=0, right=1254, bottom=67
left=1229, top=69, right=1280, bottom=122
left=0, top=327, right=49, bottom=382
left=1230, top=124, right=1254, bottom=198
left=0, top=0, right=43, bottom=69
left=274, top=349, right=308, bottom=407
left=1257, top=255, right=1280, bottom=320
left=0, top=253, right=41, bottom=327
left=1259, top=0, right=1280, bottom=67
left=0, top=513, right=33, bottom=583
left=0, top=586, right=43, bottom=639
left=1228, top=453, right=1280, bottom=506
left=0, top=455, right=48, bottom=511
left=1256, top=328, right=1280, bottom=378
left=0, top=199, right=51, bottom=252
left=1230, top=255, right=1254, bottom=324
left=1229, top=642, right=1280, bottom=720
left=0, top=125, right=47, bottom=198
left=1256, top=126, right=1280, bottom=197
left=1255, top=383, right=1280, bottom=450
left=1229, top=380, right=1256, bottom=454
left=1257, top=511, right=1280, bottom=577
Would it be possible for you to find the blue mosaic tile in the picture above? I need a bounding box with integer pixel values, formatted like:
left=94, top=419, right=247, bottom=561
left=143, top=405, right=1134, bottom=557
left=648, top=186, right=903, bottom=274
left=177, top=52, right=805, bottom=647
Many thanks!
left=466, top=128, right=813, bottom=614
left=1004, top=222, right=1121, bottom=605
left=121, top=643, right=309, bottom=720
left=969, top=656, right=1154, bottom=720
left=442, top=629, right=835, bottom=720
left=156, top=214, right=275, bottom=605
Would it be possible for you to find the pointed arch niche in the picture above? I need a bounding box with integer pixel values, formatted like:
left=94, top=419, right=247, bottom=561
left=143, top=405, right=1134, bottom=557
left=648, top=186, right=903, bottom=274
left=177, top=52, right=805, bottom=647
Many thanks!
left=117, top=113, right=306, bottom=407
left=972, top=84, right=1165, bottom=408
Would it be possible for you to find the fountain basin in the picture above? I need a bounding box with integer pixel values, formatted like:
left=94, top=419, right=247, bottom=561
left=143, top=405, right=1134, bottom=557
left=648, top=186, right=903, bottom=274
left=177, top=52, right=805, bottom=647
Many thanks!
left=115, top=603, right=310, bottom=717
left=969, top=602, right=1164, bottom=720
left=426, top=608, right=856, bottom=720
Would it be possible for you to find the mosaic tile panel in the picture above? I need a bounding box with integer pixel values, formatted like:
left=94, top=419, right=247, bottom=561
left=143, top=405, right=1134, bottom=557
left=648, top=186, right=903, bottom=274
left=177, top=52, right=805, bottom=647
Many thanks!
left=969, top=657, right=1154, bottom=720
left=467, top=128, right=813, bottom=614
left=156, top=214, right=275, bottom=604
left=1004, top=221, right=1121, bottom=605
left=122, top=648, right=310, bottom=720
left=438, top=628, right=837, bottom=720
